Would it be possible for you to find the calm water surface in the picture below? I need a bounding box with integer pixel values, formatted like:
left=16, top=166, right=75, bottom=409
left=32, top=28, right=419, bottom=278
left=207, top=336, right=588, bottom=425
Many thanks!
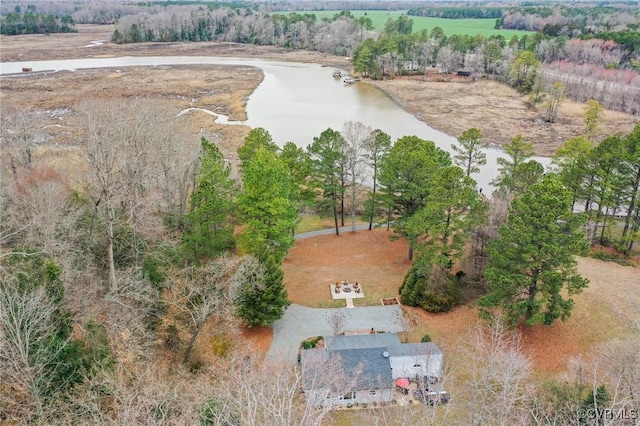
left=0, top=56, right=550, bottom=190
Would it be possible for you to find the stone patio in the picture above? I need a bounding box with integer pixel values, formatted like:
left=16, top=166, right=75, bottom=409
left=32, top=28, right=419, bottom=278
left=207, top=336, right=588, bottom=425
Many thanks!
left=330, top=281, right=364, bottom=309
left=330, top=282, right=365, bottom=299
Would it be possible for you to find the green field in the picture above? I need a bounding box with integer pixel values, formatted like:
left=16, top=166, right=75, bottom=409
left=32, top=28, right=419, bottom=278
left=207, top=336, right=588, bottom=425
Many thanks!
left=279, top=10, right=533, bottom=38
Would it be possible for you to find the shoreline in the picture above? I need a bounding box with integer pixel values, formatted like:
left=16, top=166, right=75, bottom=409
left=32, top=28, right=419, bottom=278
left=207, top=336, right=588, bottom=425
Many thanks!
left=2, top=24, right=637, bottom=157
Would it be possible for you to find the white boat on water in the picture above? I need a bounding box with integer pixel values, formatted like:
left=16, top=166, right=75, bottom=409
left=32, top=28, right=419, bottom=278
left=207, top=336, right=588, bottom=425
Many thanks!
left=342, top=77, right=356, bottom=84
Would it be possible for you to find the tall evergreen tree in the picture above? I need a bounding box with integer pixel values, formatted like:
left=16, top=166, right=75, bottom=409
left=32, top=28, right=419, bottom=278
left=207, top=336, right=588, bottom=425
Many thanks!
left=452, top=127, right=487, bottom=177
left=552, top=136, right=592, bottom=211
left=479, top=176, right=589, bottom=327
left=237, top=127, right=279, bottom=171
left=620, top=125, right=640, bottom=254
left=400, top=166, right=487, bottom=312
left=307, top=128, right=345, bottom=235
left=234, top=252, right=290, bottom=327
left=279, top=141, right=314, bottom=209
left=408, top=166, right=488, bottom=268
left=585, top=136, right=625, bottom=245
left=378, top=135, right=451, bottom=260
left=363, top=129, right=391, bottom=230
left=237, top=147, right=297, bottom=263
left=492, top=134, right=537, bottom=195
left=182, top=138, right=235, bottom=263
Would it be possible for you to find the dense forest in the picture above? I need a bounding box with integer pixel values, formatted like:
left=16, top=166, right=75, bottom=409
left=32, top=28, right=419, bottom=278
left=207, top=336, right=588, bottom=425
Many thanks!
left=0, top=5, right=76, bottom=35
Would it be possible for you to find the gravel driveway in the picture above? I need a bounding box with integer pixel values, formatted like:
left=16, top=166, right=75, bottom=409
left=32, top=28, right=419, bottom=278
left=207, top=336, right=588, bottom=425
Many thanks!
left=266, top=303, right=405, bottom=364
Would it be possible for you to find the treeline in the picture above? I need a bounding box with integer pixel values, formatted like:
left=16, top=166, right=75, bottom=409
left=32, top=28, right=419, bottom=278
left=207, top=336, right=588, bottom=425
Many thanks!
left=349, top=14, right=640, bottom=115
left=407, top=7, right=504, bottom=19
left=553, top=123, right=640, bottom=255
left=0, top=1, right=164, bottom=25
left=0, top=11, right=76, bottom=35
left=499, top=4, right=640, bottom=34
left=394, top=122, right=640, bottom=327
left=111, top=8, right=372, bottom=56
left=109, top=4, right=640, bottom=115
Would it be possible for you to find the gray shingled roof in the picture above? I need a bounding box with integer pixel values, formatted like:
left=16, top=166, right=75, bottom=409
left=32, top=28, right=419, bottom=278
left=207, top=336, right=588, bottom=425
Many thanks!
left=333, top=347, right=393, bottom=390
left=324, top=333, right=401, bottom=351
left=300, top=346, right=393, bottom=391
left=324, top=334, right=441, bottom=357
left=392, top=342, right=442, bottom=357
left=301, top=334, right=442, bottom=393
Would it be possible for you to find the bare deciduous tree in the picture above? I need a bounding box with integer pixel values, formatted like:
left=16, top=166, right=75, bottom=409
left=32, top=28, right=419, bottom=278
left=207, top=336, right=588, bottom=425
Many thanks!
left=168, top=254, right=265, bottom=364
left=4, top=167, right=81, bottom=255
left=79, top=99, right=198, bottom=291
left=326, top=309, right=349, bottom=336
left=457, top=322, right=534, bottom=426
left=0, top=106, right=47, bottom=183
left=341, top=121, right=371, bottom=232
left=0, top=273, right=70, bottom=423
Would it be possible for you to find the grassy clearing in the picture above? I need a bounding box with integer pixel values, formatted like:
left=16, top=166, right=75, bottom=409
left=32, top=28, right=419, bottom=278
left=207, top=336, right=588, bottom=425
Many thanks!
left=295, top=214, right=370, bottom=234
left=295, top=214, right=334, bottom=233
left=279, top=10, right=533, bottom=38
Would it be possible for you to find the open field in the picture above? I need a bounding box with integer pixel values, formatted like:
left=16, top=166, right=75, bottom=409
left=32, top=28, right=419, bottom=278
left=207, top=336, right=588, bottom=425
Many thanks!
left=370, top=76, right=639, bottom=156
left=278, top=10, right=532, bottom=38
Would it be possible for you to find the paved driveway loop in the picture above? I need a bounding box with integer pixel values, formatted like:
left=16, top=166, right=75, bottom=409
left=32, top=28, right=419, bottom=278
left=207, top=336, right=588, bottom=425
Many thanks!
left=266, top=303, right=404, bottom=364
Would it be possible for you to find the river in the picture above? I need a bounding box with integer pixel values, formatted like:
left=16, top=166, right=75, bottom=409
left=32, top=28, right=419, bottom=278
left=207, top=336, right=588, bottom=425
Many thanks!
left=0, top=56, right=550, bottom=191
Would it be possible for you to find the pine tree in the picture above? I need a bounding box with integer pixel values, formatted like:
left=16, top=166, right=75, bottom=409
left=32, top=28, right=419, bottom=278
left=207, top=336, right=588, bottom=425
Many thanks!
left=452, top=127, right=487, bottom=177
left=479, top=176, right=589, bottom=327
left=307, top=128, right=345, bottom=235
left=237, top=147, right=297, bottom=263
left=235, top=252, right=290, bottom=327
left=182, top=138, right=235, bottom=263
left=237, top=127, right=279, bottom=171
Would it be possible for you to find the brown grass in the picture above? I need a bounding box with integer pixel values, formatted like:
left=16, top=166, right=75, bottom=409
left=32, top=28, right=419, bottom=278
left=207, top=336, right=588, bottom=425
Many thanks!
left=282, top=230, right=640, bottom=375
left=1, top=66, right=261, bottom=175
left=0, top=24, right=353, bottom=66
left=283, top=229, right=410, bottom=307
left=371, top=76, right=638, bottom=156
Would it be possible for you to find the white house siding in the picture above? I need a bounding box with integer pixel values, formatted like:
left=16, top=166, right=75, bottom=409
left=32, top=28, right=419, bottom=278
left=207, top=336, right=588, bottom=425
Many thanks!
left=305, top=388, right=394, bottom=407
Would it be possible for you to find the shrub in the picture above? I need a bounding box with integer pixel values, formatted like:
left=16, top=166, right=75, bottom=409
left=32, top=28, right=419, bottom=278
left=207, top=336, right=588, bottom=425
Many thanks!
left=211, top=335, right=232, bottom=357
left=400, top=260, right=462, bottom=312
left=301, top=335, right=323, bottom=349
left=190, top=360, right=204, bottom=373
left=590, top=249, right=633, bottom=266
left=420, top=290, right=457, bottom=312
left=421, top=334, right=432, bottom=342
left=201, top=398, right=239, bottom=425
